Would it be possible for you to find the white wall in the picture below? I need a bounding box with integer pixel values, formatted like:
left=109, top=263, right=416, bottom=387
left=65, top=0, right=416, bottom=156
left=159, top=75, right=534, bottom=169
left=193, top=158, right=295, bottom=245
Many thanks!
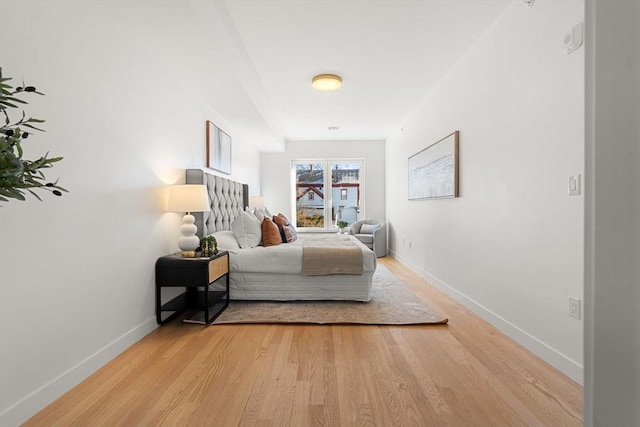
left=260, top=140, right=385, bottom=223
left=385, top=1, right=584, bottom=383
left=0, top=2, right=260, bottom=425
left=585, top=0, right=640, bottom=425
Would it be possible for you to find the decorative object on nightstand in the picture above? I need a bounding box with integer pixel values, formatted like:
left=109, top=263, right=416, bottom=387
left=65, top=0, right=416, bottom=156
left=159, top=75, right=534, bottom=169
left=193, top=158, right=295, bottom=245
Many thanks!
left=200, top=234, right=218, bottom=257
left=155, top=251, right=229, bottom=325
left=167, top=184, right=210, bottom=257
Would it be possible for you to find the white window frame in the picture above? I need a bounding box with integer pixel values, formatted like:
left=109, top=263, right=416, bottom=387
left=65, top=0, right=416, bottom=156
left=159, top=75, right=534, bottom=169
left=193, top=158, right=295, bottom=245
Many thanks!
left=291, top=159, right=365, bottom=232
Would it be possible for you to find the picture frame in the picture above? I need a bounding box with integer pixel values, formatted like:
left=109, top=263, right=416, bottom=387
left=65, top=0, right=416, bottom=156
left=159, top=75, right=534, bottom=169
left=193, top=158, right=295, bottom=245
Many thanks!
left=408, top=131, right=459, bottom=200
left=206, top=120, right=232, bottom=175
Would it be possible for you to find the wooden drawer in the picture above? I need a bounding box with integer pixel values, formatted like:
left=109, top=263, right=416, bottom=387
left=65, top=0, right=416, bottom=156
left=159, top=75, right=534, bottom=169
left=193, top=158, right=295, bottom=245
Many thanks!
left=208, top=253, right=229, bottom=283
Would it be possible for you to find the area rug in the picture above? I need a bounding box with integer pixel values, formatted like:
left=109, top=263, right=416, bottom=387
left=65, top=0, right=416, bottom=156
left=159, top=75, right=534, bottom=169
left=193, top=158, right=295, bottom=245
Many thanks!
left=212, top=265, right=448, bottom=325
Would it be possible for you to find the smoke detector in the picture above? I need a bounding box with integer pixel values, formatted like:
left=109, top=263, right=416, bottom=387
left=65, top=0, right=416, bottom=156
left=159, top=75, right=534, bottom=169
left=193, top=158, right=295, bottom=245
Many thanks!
left=524, top=0, right=535, bottom=7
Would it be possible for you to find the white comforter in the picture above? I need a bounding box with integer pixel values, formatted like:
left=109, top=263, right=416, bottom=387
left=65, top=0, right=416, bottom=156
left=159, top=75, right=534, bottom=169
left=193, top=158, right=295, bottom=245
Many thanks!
left=229, top=234, right=377, bottom=274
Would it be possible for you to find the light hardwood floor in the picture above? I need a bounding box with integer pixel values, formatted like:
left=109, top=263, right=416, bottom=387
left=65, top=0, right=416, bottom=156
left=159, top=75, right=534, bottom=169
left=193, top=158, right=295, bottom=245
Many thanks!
left=25, top=257, right=582, bottom=426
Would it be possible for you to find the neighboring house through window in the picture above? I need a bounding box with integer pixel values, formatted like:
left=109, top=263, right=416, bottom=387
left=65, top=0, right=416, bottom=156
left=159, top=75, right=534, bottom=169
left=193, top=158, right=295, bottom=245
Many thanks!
left=293, top=160, right=363, bottom=230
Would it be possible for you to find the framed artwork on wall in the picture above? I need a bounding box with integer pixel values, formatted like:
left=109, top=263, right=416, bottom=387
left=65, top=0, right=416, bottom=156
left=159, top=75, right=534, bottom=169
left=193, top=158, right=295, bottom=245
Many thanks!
left=408, top=130, right=459, bottom=200
left=206, top=120, right=231, bottom=175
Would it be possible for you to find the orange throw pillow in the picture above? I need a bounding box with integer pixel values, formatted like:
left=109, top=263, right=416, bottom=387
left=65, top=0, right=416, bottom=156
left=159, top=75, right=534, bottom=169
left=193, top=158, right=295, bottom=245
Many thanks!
left=273, top=214, right=288, bottom=227
left=261, top=217, right=282, bottom=247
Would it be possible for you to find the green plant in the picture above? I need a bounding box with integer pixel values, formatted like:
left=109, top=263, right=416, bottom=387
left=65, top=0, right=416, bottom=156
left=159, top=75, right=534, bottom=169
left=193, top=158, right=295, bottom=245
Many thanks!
left=200, top=235, right=218, bottom=256
left=296, top=211, right=324, bottom=227
left=337, top=220, right=348, bottom=229
left=0, top=67, right=66, bottom=203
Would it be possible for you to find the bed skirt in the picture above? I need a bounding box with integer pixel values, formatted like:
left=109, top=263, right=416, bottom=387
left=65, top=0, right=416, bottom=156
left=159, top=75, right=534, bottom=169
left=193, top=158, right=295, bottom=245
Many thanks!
left=218, top=271, right=375, bottom=302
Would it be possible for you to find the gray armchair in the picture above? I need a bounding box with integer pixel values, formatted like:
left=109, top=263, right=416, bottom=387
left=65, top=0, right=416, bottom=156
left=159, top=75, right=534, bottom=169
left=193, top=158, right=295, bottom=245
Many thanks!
left=349, top=219, right=386, bottom=257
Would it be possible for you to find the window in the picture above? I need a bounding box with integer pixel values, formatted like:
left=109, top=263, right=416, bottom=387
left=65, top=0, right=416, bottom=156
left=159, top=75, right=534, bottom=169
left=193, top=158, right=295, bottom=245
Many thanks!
left=293, top=160, right=363, bottom=230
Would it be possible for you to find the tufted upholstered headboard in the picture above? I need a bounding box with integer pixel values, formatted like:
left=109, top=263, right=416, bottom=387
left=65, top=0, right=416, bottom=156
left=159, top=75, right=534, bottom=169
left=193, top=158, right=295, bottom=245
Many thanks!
left=186, top=169, right=249, bottom=237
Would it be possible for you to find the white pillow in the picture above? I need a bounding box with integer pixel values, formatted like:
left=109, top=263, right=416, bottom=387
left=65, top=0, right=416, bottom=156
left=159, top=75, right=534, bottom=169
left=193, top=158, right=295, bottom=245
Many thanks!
left=211, top=230, right=241, bottom=254
left=231, top=211, right=262, bottom=248
left=360, top=223, right=380, bottom=234
left=252, top=208, right=265, bottom=223
left=249, top=206, right=274, bottom=223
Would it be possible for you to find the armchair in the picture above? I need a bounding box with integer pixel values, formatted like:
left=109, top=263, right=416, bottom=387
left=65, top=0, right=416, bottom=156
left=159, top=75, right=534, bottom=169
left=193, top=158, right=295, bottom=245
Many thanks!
left=349, top=219, right=386, bottom=257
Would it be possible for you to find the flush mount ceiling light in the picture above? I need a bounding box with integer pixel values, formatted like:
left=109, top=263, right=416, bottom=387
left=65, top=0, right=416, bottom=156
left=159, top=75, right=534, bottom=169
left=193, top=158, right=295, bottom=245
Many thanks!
left=312, top=74, right=342, bottom=91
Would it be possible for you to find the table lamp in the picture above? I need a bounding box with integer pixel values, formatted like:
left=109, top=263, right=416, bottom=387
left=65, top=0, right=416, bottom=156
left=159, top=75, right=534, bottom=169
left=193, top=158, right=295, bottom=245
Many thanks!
left=249, top=196, right=265, bottom=210
left=167, top=184, right=210, bottom=257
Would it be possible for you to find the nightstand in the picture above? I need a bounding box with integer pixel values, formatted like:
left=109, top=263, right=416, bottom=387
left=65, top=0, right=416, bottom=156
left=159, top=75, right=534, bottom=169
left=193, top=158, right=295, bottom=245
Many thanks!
left=155, top=251, right=229, bottom=325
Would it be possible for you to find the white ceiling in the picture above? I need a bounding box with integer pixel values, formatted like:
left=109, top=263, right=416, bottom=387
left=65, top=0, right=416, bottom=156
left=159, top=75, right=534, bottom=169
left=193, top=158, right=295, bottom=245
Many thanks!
left=102, top=0, right=511, bottom=151
left=218, top=0, right=511, bottom=146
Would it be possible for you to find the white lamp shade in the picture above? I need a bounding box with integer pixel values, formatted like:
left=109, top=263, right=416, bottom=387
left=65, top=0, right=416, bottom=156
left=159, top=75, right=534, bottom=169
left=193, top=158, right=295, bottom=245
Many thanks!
left=167, top=185, right=210, bottom=213
left=249, top=196, right=265, bottom=210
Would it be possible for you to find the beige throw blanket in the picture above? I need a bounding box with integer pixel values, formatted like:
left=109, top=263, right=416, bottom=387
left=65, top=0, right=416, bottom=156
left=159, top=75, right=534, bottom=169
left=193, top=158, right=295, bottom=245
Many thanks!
left=302, top=236, right=364, bottom=276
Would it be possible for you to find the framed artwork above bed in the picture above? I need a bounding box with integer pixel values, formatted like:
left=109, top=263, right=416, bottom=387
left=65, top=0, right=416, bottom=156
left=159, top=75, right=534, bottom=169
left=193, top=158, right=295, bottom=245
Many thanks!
left=408, top=130, right=459, bottom=200
left=206, top=120, right=232, bottom=175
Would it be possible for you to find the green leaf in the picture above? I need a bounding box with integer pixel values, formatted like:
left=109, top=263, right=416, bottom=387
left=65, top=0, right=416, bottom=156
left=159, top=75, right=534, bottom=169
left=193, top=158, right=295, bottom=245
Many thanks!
left=4, top=96, right=26, bottom=104
left=0, top=188, right=25, bottom=200
left=21, top=123, right=45, bottom=132
left=0, top=100, right=19, bottom=108
left=0, top=70, right=66, bottom=204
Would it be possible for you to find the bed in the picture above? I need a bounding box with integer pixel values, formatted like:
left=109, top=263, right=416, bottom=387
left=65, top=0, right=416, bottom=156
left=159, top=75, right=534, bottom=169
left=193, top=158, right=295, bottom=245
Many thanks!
left=186, top=169, right=376, bottom=301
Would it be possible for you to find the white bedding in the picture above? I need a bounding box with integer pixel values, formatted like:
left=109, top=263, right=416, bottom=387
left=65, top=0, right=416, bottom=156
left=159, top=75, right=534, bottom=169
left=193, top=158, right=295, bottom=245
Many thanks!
left=221, top=234, right=376, bottom=301
left=229, top=234, right=377, bottom=274
left=227, top=271, right=374, bottom=301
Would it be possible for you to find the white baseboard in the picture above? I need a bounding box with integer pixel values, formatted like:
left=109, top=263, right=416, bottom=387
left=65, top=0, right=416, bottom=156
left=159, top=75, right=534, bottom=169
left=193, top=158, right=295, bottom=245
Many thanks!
left=0, top=317, right=158, bottom=427
left=389, top=250, right=583, bottom=385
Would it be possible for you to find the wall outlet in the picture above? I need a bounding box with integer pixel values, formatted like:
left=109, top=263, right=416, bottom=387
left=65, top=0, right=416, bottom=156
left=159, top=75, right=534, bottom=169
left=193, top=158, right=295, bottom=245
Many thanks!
left=408, top=241, right=412, bottom=249
left=568, top=296, right=581, bottom=319
left=568, top=174, right=581, bottom=196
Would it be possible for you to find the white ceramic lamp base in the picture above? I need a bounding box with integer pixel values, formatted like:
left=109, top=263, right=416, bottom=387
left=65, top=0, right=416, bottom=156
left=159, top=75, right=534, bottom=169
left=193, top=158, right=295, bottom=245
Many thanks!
left=178, top=213, right=199, bottom=257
